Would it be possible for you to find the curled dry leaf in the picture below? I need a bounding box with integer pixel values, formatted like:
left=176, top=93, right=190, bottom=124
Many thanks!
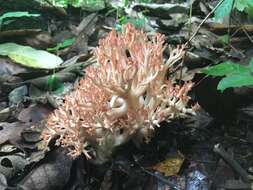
left=0, top=107, right=11, bottom=122
left=0, top=153, right=28, bottom=179
left=17, top=104, right=52, bottom=123
left=0, top=122, right=27, bottom=145
left=8, top=85, right=28, bottom=105
left=0, top=173, right=8, bottom=190
left=18, top=148, right=72, bottom=190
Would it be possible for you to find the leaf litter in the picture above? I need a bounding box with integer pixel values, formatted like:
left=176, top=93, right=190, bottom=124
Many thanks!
left=0, top=0, right=253, bottom=190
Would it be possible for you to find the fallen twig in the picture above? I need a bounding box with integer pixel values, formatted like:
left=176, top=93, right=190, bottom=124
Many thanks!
left=184, top=0, right=226, bottom=47
left=213, top=144, right=253, bottom=183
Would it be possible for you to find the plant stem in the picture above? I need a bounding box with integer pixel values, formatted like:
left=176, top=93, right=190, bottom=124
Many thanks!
left=227, top=0, right=235, bottom=45
left=188, top=0, right=193, bottom=39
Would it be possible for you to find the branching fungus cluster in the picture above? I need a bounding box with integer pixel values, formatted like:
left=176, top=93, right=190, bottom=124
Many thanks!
left=42, top=24, right=196, bottom=164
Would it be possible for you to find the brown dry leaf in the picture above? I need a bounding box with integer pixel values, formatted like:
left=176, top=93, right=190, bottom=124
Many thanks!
left=0, top=173, right=8, bottom=190
left=131, top=3, right=189, bottom=18
left=0, top=107, right=12, bottom=122
left=18, top=148, right=72, bottom=190
left=0, top=153, right=28, bottom=179
left=17, top=104, right=52, bottom=123
left=0, top=29, right=41, bottom=39
left=0, top=122, right=27, bottom=144
left=59, top=13, right=98, bottom=58
left=0, top=58, right=29, bottom=76
left=8, top=85, right=28, bottom=105
left=152, top=151, right=185, bottom=177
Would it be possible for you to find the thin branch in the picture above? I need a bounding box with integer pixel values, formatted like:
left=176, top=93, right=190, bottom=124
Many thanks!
left=233, top=18, right=253, bottom=44
left=213, top=144, right=253, bottom=183
left=184, top=0, right=226, bottom=47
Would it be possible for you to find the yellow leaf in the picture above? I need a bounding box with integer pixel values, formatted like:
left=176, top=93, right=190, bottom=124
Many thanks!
left=152, top=151, right=184, bottom=177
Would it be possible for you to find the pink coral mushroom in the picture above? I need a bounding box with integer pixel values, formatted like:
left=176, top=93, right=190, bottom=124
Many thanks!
left=42, top=24, right=196, bottom=164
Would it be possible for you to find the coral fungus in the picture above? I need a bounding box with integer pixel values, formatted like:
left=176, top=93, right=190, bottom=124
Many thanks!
left=42, top=24, right=196, bottom=164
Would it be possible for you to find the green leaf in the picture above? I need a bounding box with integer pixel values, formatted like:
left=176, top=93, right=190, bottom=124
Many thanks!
left=118, top=16, right=145, bottom=29
left=246, top=0, right=253, bottom=17
left=249, top=58, right=253, bottom=72
left=47, top=37, right=75, bottom=52
left=34, top=0, right=105, bottom=11
left=73, top=0, right=105, bottom=11
left=0, top=11, right=40, bottom=26
left=234, top=0, right=253, bottom=12
left=217, top=73, right=253, bottom=91
left=0, top=11, right=40, bottom=20
left=124, top=0, right=129, bottom=6
left=201, top=61, right=249, bottom=76
left=218, top=34, right=229, bottom=45
left=235, top=0, right=248, bottom=11
left=0, top=43, right=62, bottom=69
left=214, top=0, right=233, bottom=21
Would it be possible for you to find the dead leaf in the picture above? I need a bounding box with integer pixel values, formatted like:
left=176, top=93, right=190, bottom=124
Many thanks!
left=0, top=122, right=27, bottom=145
left=23, top=32, right=54, bottom=49
left=0, top=172, right=8, bottom=190
left=8, top=85, right=28, bottom=105
left=0, top=58, right=29, bottom=76
left=0, top=29, right=41, bottom=39
left=0, top=107, right=11, bottom=122
left=0, top=144, right=17, bottom=154
left=64, top=13, right=98, bottom=56
left=18, top=148, right=72, bottom=190
left=17, top=104, right=52, bottom=123
left=22, top=130, right=42, bottom=143
left=131, top=3, right=189, bottom=18
left=224, top=179, right=252, bottom=189
left=0, top=153, right=28, bottom=179
left=152, top=151, right=185, bottom=177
